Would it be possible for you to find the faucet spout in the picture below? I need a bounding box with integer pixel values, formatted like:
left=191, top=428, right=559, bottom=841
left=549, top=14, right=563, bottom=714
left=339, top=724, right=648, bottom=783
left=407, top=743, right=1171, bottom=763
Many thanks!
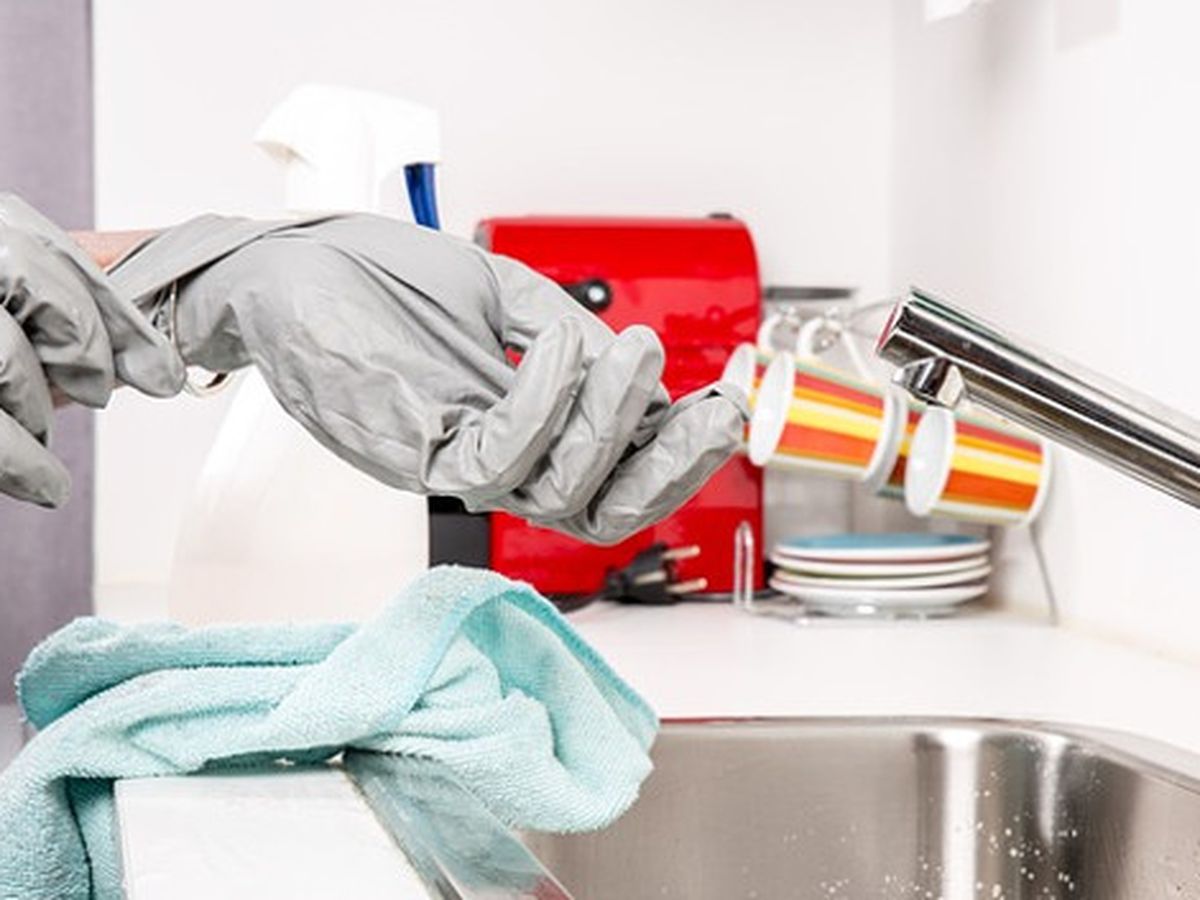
left=875, top=288, right=1200, bottom=509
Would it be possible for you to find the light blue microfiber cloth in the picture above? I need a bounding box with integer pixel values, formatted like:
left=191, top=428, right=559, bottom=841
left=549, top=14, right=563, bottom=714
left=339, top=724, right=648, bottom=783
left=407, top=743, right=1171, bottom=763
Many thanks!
left=0, top=566, right=657, bottom=900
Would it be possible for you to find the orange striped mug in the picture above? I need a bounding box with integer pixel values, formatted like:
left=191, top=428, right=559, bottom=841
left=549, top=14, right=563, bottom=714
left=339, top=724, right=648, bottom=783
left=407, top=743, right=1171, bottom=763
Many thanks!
left=747, top=348, right=904, bottom=483
left=904, top=406, right=1051, bottom=525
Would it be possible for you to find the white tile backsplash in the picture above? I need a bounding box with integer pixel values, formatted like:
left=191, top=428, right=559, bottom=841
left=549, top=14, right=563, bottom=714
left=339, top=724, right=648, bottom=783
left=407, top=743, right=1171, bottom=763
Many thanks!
left=891, top=0, right=1200, bottom=661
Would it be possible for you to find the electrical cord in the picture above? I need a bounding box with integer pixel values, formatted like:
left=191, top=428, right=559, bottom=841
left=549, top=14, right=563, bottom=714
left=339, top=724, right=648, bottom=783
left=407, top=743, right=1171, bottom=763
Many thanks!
left=552, top=543, right=710, bottom=613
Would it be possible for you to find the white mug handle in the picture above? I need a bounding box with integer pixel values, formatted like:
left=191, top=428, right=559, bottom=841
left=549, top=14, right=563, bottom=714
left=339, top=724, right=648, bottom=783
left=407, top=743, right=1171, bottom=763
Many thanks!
left=795, top=318, right=825, bottom=358
left=756, top=312, right=783, bottom=354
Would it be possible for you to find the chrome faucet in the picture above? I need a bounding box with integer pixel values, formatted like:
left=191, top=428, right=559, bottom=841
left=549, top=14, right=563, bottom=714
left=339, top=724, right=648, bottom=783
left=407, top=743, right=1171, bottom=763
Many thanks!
left=875, top=288, right=1200, bottom=508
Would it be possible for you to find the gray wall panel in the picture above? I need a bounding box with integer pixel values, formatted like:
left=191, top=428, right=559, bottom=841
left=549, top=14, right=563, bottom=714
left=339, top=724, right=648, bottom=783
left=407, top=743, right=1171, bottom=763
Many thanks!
left=0, top=1, right=95, bottom=701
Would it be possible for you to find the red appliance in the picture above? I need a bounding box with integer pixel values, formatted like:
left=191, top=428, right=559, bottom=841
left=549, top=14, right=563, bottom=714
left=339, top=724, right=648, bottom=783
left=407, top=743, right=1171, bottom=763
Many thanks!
left=475, top=215, right=763, bottom=596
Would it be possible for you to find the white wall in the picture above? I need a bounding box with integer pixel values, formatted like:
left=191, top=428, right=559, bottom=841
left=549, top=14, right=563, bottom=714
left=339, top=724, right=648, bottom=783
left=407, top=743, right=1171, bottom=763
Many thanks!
left=891, top=0, right=1200, bottom=658
left=92, top=0, right=895, bottom=615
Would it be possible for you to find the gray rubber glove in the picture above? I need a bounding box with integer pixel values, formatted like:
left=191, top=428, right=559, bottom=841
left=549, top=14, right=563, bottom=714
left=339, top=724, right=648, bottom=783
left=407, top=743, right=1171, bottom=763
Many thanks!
left=115, top=213, right=747, bottom=544
left=0, top=194, right=182, bottom=505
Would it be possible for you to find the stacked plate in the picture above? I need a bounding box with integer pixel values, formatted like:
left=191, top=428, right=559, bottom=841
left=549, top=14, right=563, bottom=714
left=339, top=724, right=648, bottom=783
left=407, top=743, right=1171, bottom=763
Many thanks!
left=768, top=533, right=990, bottom=617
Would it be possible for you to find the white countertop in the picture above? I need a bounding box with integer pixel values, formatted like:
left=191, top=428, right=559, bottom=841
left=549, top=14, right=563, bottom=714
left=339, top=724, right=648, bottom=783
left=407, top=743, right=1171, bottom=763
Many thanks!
left=118, top=770, right=428, bottom=900
left=567, top=601, right=1200, bottom=756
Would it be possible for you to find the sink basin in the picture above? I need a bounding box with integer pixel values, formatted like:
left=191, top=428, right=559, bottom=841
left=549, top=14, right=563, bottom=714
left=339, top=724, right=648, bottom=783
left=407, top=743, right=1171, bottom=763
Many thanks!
left=523, top=718, right=1200, bottom=899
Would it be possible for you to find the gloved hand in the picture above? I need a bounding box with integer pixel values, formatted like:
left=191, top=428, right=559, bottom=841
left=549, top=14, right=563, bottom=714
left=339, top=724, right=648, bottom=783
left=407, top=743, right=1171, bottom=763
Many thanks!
left=113, top=213, right=746, bottom=543
left=0, top=194, right=182, bottom=505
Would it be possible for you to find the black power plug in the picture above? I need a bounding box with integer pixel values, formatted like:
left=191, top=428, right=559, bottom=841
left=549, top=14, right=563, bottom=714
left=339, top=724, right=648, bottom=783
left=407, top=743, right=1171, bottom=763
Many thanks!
left=554, top=543, right=707, bottom=612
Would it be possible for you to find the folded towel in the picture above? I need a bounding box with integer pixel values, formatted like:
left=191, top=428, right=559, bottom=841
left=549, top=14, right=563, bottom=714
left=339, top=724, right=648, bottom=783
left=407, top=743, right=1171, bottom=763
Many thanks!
left=0, top=566, right=657, bottom=900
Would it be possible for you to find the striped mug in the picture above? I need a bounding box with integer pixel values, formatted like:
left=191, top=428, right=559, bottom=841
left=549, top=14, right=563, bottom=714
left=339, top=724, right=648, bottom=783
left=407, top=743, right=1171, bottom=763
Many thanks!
left=904, top=406, right=1051, bottom=525
left=747, top=346, right=904, bottom=484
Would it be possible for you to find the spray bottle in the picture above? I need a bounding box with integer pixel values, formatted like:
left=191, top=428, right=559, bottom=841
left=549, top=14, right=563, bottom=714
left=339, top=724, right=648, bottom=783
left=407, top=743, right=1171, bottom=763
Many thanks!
left=167, top=85, right=440, bottom=624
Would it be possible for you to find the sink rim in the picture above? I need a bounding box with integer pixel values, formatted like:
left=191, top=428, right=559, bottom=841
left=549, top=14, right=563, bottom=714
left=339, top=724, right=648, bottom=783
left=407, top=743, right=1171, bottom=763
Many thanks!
left=655, top=714, right=1200, bottom=793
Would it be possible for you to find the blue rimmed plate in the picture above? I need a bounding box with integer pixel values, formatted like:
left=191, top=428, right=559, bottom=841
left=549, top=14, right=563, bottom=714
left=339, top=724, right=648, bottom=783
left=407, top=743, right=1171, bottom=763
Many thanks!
left=773, top=532, right=988, bottom=565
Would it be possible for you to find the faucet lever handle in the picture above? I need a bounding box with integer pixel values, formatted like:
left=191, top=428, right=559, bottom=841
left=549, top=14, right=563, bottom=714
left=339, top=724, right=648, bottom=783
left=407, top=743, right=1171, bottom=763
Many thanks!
left=892, top=357, right=966, bottom=408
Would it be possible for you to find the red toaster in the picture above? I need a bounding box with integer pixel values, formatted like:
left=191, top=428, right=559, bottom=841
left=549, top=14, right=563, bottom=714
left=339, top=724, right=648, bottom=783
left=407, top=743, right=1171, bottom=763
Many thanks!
left=474, top=215, right=763, bottom=597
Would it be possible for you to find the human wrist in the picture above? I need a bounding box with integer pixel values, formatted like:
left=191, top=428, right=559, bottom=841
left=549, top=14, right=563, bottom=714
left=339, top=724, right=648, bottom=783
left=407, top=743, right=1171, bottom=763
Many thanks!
left=68, top=229, right=158, bottom=272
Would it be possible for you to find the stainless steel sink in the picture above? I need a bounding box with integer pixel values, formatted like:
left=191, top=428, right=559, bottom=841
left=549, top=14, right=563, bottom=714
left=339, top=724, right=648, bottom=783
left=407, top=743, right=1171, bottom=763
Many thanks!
left=523, top=718, right=1200, bottom=899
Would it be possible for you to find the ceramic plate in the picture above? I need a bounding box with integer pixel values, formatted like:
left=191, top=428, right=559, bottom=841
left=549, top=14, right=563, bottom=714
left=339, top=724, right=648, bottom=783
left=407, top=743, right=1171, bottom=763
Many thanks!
left=768, top=552, right=990, bottom=579
left=770, top=562, right=991, bottom=590
left=768, top=576, right=987, bottom=612
left=773, top=532, right=989, bottom=564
